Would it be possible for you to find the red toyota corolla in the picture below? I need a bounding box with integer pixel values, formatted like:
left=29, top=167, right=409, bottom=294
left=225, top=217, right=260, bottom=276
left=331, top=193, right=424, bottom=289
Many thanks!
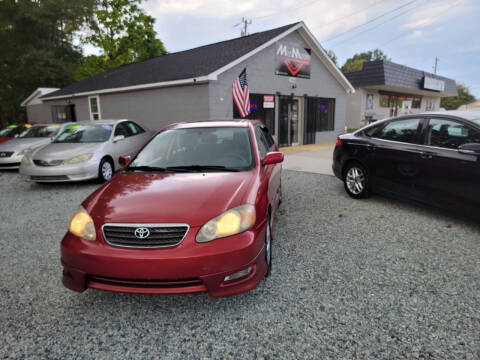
left=61, top=120, right=284, bottom=297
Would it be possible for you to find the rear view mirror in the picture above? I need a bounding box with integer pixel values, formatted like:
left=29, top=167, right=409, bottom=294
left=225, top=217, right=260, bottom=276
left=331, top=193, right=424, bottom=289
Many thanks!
left=113, top=135, right=125, bottom=143
left=458, top=143, right=480, bottom=155
left=119, top=155, right=132, bottom=167
left=262, top=152, right=284, bottom=165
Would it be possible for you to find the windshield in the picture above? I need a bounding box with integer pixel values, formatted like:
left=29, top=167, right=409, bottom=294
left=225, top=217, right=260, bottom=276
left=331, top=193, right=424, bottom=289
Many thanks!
left=54, top=124, right=113, bottom=143
left=19, top=125, right=59, bottom=138
left=0, top=126, right=18, bottom=137
left=129, top=127, right=254, bottom=171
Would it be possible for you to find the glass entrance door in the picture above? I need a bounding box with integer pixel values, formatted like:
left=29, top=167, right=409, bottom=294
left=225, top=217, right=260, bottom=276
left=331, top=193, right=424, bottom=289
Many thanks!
left=279, top=97, right=301, bottom=147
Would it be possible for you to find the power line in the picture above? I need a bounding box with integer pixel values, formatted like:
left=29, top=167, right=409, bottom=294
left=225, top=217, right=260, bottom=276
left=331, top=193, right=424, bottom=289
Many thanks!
left=378, top=0, right=462, bottom=48
left=323, top=0, right=419, bottom=42
left=328, top=0, right=429, bottom=47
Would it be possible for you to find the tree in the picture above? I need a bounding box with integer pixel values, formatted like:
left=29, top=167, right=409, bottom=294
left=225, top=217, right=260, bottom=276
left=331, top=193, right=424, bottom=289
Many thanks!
left=0, top=0, right=95, bottom=126
left=341, top=49, right=390, bottom=73
left=325, top=49, right=337, bottom=65
left=440, top=84, right=476, bottom=110
left=75, top=0, right=166, bottom=80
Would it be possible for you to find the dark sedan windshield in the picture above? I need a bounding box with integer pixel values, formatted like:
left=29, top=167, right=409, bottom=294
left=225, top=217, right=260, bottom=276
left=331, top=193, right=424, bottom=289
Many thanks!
left=54, top=124, right=113, bottom=143
left=19, top=125, right=59, bottom=138
left=129, top=127, right=254, bottom=171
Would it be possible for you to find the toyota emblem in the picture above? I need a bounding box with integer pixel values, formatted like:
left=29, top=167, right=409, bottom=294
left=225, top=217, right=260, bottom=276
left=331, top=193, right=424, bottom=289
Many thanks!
left=134, top=227, right=150, bottom=239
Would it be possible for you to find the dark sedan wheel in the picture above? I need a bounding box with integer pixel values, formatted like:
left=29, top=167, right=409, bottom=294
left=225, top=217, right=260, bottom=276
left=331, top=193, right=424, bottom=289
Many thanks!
left=99, top=158, right=114, bottom=183
left=343, top=163, right=370, bottom=199
left=265, top=214, right=272, bottom=277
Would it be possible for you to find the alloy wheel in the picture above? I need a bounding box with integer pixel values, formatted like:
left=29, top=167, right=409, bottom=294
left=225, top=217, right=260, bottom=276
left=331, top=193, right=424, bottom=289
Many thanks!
left=101, top=161, right=113, bottom=181
left=346, top=166, right=366, bottom=195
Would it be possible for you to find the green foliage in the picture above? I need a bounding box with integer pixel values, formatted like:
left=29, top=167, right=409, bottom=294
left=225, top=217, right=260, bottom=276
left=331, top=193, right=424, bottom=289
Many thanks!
left=0, top=0, right=95, bottom=126
left=341, top=49, right=390, bottom=73
left=75, top=0, right=166, bottom=80
left=440, top=84, right=476, bottom=110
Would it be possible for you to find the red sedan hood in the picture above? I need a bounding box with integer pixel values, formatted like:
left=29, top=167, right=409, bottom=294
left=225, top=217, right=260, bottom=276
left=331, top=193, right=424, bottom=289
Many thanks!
left=87, top=171, right=256, bottom=227
left=0, top=136, right=12, bottom=144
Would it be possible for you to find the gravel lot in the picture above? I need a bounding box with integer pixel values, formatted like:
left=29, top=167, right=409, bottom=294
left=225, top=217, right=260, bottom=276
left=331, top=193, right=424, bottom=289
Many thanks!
left=0, top=170, right=479, bottom=359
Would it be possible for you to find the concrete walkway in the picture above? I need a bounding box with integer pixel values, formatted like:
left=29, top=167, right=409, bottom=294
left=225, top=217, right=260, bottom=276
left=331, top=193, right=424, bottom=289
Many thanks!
left=280, top=142, right=335, bottom=176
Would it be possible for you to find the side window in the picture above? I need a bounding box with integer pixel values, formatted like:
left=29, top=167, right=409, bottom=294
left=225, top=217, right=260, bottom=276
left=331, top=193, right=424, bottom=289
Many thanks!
left=125, top=121, right=145, bottom=136
left=254, top=127, right=269, bottom=158
left=426, top=118, right=480, bottom=149
left=114, top=123, right=129, bottom=137
left=261, top=127, right=274, bottom=150
left=364, top=123, right=383, bottom=137
left=373, top=118, right=421, bottom=144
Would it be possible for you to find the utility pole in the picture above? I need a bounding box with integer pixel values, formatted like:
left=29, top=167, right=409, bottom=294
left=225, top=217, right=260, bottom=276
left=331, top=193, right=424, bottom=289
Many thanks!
left=237, top=17, right=252, bottom=37
left=433, top=57, right=439, bottom=74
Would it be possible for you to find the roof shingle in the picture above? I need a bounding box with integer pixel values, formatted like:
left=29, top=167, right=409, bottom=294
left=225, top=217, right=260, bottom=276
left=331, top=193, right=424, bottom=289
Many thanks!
left=45, top=23, right=300, bottom=98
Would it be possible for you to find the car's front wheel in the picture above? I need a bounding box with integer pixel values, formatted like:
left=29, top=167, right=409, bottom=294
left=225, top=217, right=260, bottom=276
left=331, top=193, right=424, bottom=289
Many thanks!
left=343, top=162, right=370, bottom=199
left=265, top=213, right=272, bottom=277
left=99, top=158, right=114, bottom=183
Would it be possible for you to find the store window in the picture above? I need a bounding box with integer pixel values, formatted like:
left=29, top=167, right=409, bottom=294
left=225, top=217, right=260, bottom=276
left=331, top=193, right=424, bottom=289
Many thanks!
left=233, top=93, right=275, bottom=134
left=379, top=93, right=422, bottom=109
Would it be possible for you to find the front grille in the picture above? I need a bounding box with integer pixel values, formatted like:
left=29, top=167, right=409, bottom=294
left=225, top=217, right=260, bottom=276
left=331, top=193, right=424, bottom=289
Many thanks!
left=30, top=175, right=69, bottom=181
left=0, top=162, right=20, bottom=167
left=88, top=275, right=203, bottom=289
left=33, top=159, right=63, bottom=167
left=0, top=151, right=13, bottom=158
left=102, top=223, right=189, bottom=248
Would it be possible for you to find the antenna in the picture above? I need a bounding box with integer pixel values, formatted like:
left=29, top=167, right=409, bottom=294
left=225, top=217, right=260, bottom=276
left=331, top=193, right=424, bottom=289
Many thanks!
left=235, top=17, right=252, bottom=37
left=433, top=57, right=439, bottom=74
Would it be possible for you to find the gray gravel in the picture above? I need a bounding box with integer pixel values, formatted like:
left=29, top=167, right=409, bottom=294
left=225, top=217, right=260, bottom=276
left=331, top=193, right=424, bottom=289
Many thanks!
left=0, top=170, right=479, bottom=359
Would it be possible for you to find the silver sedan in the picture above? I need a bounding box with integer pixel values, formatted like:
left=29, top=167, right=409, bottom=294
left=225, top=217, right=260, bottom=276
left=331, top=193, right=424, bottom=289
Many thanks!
left=19, top=120, right=151, bottom=182
left=0, top=123, right=72, bottom=169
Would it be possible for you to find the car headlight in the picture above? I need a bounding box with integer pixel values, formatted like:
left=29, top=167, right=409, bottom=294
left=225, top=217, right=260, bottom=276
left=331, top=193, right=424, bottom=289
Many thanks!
left=64, top=153, right=93, bottom=164
left=196, top=204, right=256, bottom=243
left=21, top=155, right=30, bottom=165
left=69, top=206, right=96, bottom=241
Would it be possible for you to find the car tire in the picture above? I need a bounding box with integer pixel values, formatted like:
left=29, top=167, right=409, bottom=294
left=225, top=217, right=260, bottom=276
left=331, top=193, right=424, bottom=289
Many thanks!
left=265, top=213, right=272, bottom=277
left=98, top=158, right=114, bottom=183
left=343, top=162, right=370, bottom=199
left=278, top=180, right=283, bottom=206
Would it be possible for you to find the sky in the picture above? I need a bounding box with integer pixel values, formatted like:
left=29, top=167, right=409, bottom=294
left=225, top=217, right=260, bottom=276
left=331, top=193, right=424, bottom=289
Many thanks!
left=88, top=0, right=480, bottom=98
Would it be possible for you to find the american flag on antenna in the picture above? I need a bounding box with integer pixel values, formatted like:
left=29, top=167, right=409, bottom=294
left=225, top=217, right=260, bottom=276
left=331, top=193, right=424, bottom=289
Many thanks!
left=232, top=68, right=250, bottom=118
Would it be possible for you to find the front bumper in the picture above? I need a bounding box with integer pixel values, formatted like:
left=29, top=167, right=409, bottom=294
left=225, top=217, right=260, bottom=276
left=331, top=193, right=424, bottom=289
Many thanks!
left=0, top=154, right=23, bottom=169
left=19, top=161, right=98, bottom=182
left=61, top=222, right=267, bottom=297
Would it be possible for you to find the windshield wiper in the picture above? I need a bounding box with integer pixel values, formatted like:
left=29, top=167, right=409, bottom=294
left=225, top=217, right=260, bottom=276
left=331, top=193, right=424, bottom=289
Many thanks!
left=166, top=165, right=240, bottom=172
left=126, top=165, right=168, bottom=172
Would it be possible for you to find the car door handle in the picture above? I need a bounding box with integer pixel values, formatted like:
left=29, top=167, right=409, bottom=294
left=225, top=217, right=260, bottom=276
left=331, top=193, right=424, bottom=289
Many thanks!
left=366, top=144, right=376, bottom=152
left=419, top=151, right=434, bottom=159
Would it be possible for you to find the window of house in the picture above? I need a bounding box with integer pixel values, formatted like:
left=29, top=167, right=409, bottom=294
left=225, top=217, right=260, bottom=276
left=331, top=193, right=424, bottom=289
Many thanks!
left=426, top=118, right=480, bottom=149
left=89, top=96, right=101, bottom=120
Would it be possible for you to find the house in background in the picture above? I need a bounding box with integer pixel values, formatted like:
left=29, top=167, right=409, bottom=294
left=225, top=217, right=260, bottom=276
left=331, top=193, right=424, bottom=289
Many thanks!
left=344, top=60, right=457, bottom=129
left=23, top=22, right=355, bottom=146
left=21, top=88, right=60, bottom=123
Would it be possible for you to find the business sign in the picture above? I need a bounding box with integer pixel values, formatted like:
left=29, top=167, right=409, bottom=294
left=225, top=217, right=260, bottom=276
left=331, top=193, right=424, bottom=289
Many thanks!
left=275, top=42, right=311, bottom=79
left=423, top=76, right=445, bottom=92
left=263, top=95, right=275, bottom=108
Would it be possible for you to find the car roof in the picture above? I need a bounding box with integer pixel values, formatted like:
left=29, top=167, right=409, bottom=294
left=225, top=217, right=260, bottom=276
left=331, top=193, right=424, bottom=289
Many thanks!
left=169, top=120, right=262, bottom=130
left=422, top=110, right=480, bottom=122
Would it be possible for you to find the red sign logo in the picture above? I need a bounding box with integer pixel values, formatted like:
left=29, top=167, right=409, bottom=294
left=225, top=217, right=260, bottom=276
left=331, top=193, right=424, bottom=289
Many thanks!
left=284, top=59, right=310, bottom=76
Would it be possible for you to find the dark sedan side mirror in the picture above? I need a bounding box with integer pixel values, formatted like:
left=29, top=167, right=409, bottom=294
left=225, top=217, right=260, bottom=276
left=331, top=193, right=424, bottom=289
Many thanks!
left=119, top=155, right=132, bottom=167
left=262, top=152, right=284, bottom=165
left=458, top=143, right=480, bottom=155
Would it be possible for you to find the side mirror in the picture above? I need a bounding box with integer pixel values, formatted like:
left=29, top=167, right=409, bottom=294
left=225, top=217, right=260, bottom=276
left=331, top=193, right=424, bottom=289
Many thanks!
left=458, top=143, right=480, bottom=155
left=262, top=151, right=284, bottom=165
left=119, top=155, right=132, bottom=167
left=113, top=135, right=125, bottom=143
